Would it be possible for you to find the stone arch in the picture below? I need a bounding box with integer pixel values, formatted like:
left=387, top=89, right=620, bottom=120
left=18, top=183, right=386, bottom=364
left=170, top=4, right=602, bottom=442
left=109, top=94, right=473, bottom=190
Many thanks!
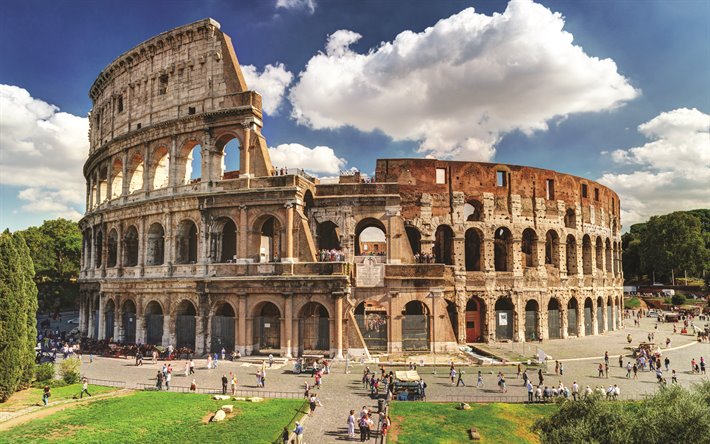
left=127, top=152, right=144, bottom=194
left=110, top=158, right=123, bottom=199
left=465, top=296, right=486, bottom=343
left=317, top=220, right=341, bottom=251
left=175, top=299, right=197, bottom=350
left=104, top=298, right=116, bottom=340
left=94, top=229, right=103, bottom=268
left=464, top=199, right=483, bottom=222
left=583, top=297, right=593, bottom=336
left=521, top=228, right=539, bottom=268
left=144, top=300, right=164, bottom=345
left=402, top=300, right=430, bottom=351
left=299, top=302, right=331, bottom=352
left=211, top=301, right=236, bottom=353
left=547, top=298, right=562, bottom=339
left=175, top=219, right=198, bottom=264
left=254, top=215, right=282, bottom=262
left=465, top=228, right=483, bottom=271
left=211, top=217, right=237, bottom=263
left=605, top=239, right=612, bottom=274
left=566, top=234, right=578, bottom=274
left=355, top=218, right=386, bottom=256
left=434, top=224, right=454, bottom=265
left=354, top=301, right=388, bottom=351
left=494, top=227, right=513, bottom=272
left=123, top=225, right=139, bottom=267
left=567, top=297, right=579, bottom=336
left=150, top=145, right=170, bottom=189
left=582, top=235, right=593, bottom=275
left=107, top=229, right=118, bottom=268
left=303, top=190, right=315, bottom=218
left=216, top=133, right=242, bottom=179
left=595, top=237, right=604, bottom=271
left=524, top=299, right=540, bottom=341
left=405, top=225, right=422, bottom=256
left=494, top=297, right=514, bottom=340
left=253, top=301, right=281, bottom=353
left=146, top=222, right=165, bottom=266
left=122, top=299, right=137, bottom=343
left=177, top=139, right=203, bottom=184
left=564, top=208, right=576, bottom=229
left=545, top=230, right=560, bottom=268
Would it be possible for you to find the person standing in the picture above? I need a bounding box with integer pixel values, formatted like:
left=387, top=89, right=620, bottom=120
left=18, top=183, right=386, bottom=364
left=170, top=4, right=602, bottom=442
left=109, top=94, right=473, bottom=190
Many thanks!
left=619, top=355, right=623, bottom=368
left=281, top=427, right=290, bottom=444
left=477, top=371, right=484, bottom=388
left=231, top=373, right=237, bottom=395
left=184, top=361, right=190, bottom=377
left=165, top=371, right=171, bottom=390
left=526, top=380, right=534, bottom=402
left=294, top=421, right=304, bottom=444
left=42, top=385, right=51, bottom=406
left=221, top=374, right=228, bottom=395
left=207, top=354, right=213, bottom=370
left=559, top=362, right=564, bottom=376
left=450, top=367, right=456, bottom=385
left=80, top=378, right=92, bottom=398
left=189, top=359, right=195, bottom=375
left=538, top=368, right=544, bottom=386
left=347, top=409, right=356, bottom=439
left=572, top=381, right=579, bottom=401
left=156, top=371, right=163, bottom=390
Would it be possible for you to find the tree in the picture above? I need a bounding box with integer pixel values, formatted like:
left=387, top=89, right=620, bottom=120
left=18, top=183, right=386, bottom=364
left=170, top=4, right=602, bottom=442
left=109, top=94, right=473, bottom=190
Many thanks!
left=0, top=231, right=39, bottom=401
left=671, top=294, right=687, bottom=306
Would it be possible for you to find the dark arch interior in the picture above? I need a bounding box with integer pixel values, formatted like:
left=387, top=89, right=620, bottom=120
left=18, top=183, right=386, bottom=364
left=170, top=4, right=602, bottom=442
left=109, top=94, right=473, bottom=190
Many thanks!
left=525, top=299, right=539, bottom=311
left=176, top=300, right=197, bottom=316
left=494, top=227, right=512, bottom=271
left=260, top=302, right=280, bottom=317
left=403, top=300, right=428, bottom=315
left=124, top=226, right=139, bottom=267
left=465, top=229, right=482, bottom=271
left=220, top=218, right=237, bottom=262
left=405, top=225, right=421, bottom=256
left=548, top=298, right=560, bottom=310
left=434, top=225, right=454, bottom=265
left=495, top=298, right=514, bottom=311
left=216, top=303, right=235, bottom=317
left=145, top=301, right=163, bottom=315
left=176, top=220, right=198, bottom=264
left=317, top=221, right=341, bottom=250
left=568, top=298, right=578, bottom=309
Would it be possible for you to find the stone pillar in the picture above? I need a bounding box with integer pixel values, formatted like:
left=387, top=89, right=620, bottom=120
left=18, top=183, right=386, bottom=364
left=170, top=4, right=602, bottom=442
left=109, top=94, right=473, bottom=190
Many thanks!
left=540, top=306, right=549, bottom=341
left=121, top=150, right=129, bottom=197
left=238, top=205, right=248, bottom=261
left=238, top=295, right=247, bottom=355
left=98, top=294, right=106, bottom=340
left=138, top=217, right=146, bottom=268
left=577, top=304, right=584, bottom=337
left=610, top=298, right=616, bottom=331
left=136, top=315, right=145, bottom=345
left=283, top=202, right=295, bottom=262
left=561, top=306, right=568, bottom=339
left=162, top=314, right=172, bottom=347
left=195, top=315, right=205, bottom=355
left=89, top=226, right=96, bottom=271
left=512, top=238, right=523, bottom=276
left=284, top=295, right=293, bottom=358
left=457, top=299, right=467, bottom=344
left=592, top=299, right=599, bottom=335
left=335, top=293, right=344, bottom=359
left=241, top=125, right=251, bottom=177
left=114, top=300, right=122, bottom=341
left=142, top=143, right=150, bottom=193
left=87, top=296, right=95, bottom=339
left=168, top=135, right=178, bottom=188
left=483, top=239, right=495, bottom=272
left=79, top=293, right=86, bottom=333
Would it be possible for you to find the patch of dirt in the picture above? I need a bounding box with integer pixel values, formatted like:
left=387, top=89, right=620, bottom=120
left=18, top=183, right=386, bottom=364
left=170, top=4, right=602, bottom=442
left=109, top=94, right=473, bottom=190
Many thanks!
left=46, top=424, right=89, bottom=439
left=2, top=388, right=35, bottom=411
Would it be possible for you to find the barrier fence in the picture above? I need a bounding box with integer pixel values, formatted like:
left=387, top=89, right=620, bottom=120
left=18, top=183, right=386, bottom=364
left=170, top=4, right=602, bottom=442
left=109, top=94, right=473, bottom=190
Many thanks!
left=134, top=383, right=301, bottom=399
left=423, top=392, right=652, bottom=403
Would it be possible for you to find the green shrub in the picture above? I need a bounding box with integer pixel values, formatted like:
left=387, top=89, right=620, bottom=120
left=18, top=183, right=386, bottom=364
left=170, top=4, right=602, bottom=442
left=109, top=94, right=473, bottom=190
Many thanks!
left=35, top=363, right=54, bottom=382
left=59, top=357, right=81, bottom=384
left=625, top=297, right=641, bottom=308
left=671, top=294, right=686, bottom=306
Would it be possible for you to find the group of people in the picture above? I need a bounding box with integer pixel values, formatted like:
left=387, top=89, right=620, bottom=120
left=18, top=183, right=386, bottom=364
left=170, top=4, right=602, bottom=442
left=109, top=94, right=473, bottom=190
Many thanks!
left=413, top=252, right=436, bottom=263
left=347, top=405, right=390, bottom=442
left=318, top=249, right=345, bottom=262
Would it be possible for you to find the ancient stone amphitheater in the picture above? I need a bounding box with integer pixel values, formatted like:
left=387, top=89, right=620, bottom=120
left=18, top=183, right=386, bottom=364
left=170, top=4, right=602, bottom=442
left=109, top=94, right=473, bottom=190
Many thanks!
left=78, top=19, right=623, bottom=358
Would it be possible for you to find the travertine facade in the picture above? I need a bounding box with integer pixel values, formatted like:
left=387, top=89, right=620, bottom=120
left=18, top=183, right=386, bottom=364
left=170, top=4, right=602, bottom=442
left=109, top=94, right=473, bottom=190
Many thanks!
left=79, top=19, right=623, bottom=358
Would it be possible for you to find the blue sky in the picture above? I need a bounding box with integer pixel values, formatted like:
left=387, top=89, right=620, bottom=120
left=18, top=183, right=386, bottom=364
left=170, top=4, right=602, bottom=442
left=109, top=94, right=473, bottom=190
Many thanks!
left=1, top=0, right=708, bottom=231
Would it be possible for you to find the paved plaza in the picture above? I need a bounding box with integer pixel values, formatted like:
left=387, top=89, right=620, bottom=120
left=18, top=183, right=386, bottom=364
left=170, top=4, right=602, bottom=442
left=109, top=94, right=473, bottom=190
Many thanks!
left=62, top=317, right=710, bottom=442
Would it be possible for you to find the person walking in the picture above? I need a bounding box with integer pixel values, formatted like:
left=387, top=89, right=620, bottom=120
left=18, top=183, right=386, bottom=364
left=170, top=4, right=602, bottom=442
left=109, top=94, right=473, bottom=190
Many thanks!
left=559, top=362, right=564, bottom=376
left=80, top=378, right=92, bottom=398
left=156, top=371, right=163, bottom=390
left=309, top=394, right=319, bottom=415
left=281, top=427, right=290, bottom=444
left=347, top=409, right=356, bottom=439
left=456, top=369, right=466, bottom=387
left=450, top=367, right=456, bottom=385
left=359, top=414, right=369, bottom=442
left=42, top=385, right=51, bottom=406
left=221, top=374, right=228, bottom=395
left=619, top=355, right=623, bottom=368
left=294, top=421, right=304, bottom=444
left=626, top=362, right=632, bottom=378
left=538, top=369, right=544, bottom=386
left=572, top=381, right=579, bottom=401
left=184, top=361, right=190, bottom=377
left=189, top=359, right=195, bottom=375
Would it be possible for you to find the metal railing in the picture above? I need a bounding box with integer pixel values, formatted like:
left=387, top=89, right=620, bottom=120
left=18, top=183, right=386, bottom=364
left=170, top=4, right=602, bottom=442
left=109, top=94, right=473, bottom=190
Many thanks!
left=135, top=383, right=301, bottom=398
left=425, top=392, right=652, bottom=403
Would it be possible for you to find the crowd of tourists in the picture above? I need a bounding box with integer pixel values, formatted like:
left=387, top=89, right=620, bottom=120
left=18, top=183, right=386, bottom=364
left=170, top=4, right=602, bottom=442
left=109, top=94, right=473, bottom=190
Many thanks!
left=318, top=249, right=345, bottom=262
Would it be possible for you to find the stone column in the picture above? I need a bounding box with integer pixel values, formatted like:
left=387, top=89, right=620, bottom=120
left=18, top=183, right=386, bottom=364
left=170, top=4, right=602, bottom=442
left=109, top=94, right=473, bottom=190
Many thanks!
left=195, top=315, right=205, bottom=355
left=540, top=306, right=549, bottom=341
left=136, top=315, right=145, bottom=345
left=457, top=298, right=466, bottom=344
left=577, top=304, right=584, bottom=337
left=241, top=124, right=251, bottom=177
left=78, top=292, right=86, bottom=334
left=512, top=238, right=523, bottom=276
left=284, top=294, right=293, bottom=358
left=121, top=151, right=129, bottom=198
left=561, top=306, right=569, bottom=339
left=162, top=314, right=172, bottom=347
left=483, top=239, right=495, bottom=272
left=114, top=299, right=122, bottom=341
left=89, top=226, right=96, bottom=271
left=87, top=296, right=95, bottom=339
left=98, top=294, right=106, bottom=340
left=335, top=293, right=344, bottom=359
left=238, top=205, right=248, bottom=261
left=283, top=202, right=295, bottom=262
left=238, top=295, right=247, bottom=355
left=610, top=298, right=616, bottom=331
left=592, top=299, right=599, bottom=335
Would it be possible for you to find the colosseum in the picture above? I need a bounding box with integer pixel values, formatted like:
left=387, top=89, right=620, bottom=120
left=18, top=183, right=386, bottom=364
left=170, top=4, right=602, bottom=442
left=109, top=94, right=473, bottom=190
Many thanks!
left=78, top=19, right=624, bottom=359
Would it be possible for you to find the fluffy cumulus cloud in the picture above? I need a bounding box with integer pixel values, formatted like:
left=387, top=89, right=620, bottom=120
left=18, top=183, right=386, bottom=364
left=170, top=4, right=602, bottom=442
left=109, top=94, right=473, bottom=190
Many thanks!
left=598, top=108, right=710, bottom=226
left=268, top=143, right=346, bottom=175
left=242, top=63, right=293, bottom=115
left=275, top=0, right=316, bottom=14
left=0, top=84, right=87, bottom=220
left=289, top=0, right=639, bottom=160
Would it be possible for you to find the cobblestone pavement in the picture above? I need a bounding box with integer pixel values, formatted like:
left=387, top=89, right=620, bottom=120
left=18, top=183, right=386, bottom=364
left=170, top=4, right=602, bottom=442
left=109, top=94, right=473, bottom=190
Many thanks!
left=70, top=317, right=709, bottom=443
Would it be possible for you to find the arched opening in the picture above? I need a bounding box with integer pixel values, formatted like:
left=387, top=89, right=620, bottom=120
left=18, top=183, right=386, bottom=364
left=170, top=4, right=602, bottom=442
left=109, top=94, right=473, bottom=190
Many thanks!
left=175, top=300, right=196, bottom=350
left=212, top=218, right=237, bottom=263
left=521, top=228, right=538, bottom=268
left=317, top=221, right=341, bottom=251
left=151, top=146, right=170, bottom=189
left=584, top=297, right=593, bottom=336
left=259, top=216, right=281, bottom=262
left=446, top=300, right=458, bottom=340
left=465, top=296, right=485, bottom=343
left=582, top=235, right=593, bottom=275
left=122, top=299, right=137, bottom=343
left=354, top=301, right=388, bottom=351
left=144, top=301, right=164, bottom=345
left=94, top=230, right=103, bottom=268
left=146, top=223, right=165, bottom=266
left=303, top=190, right=315, bottom=218
left=564, top=208, right=576, bottom=229
left=97, top=167, right=108, bottom=204
left=110, top=158, right=123, bottom=199
left=218, top=136, right=241, bottom=179
left=253, top=302, right=281, bottom=353
left=405, top=225, right=422, bottom=256
left=566, top=235, right=578, bottom=274
left=183, top=144, right=202, bottom=184
left=525, top=299, right=540, bottom=341
left=123, top=226, right=139, bottom=267
left=127, top=153, right=144, bottom=194
left=567, top=298, right=579, bottom=336
left=104, top=299, right=115, bottom=340
left=464, top=199, right=483, bottom=221
left=434, top=225, right=454, bottom=265
left=465, top=228, right=483, bottom=271
left=211, top=303, right=236, bottom=353
left=606, top=297, right=613, bottom=331
left=547, top=298, right=561, bottom=339
left=595, top=237, right=604, bottom=271
left=545, top=230, right=560, bottom=268
left=107, top=229, right=118, bottom=268
left=176, top=220, right=198, bottom=264
left=299, top=302, right=330, bottom=353
left=402, top=300, right=430, bottom=351
left=494, top=227, right=512, bottom=271
left=596, top=296, right=605, bottom=333
left=494, top=298, right=514, bottom=340
left=605, top=239, right=612, bottom=274
left=355, top=219, right=386, bottom=256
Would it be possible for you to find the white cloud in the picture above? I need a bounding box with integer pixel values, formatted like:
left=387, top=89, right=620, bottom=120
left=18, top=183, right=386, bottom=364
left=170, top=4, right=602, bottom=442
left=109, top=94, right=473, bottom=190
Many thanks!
left=268, top=143, right=346, bottom=174
left=275, top=0, right=316, bottom=14
left=0, top=84, right=87, bottom=220
left=598, top=108, right=710, bottom=227
left=242, top=63, right=293, bottom=115
left=289, top=0, right=638, bottom=161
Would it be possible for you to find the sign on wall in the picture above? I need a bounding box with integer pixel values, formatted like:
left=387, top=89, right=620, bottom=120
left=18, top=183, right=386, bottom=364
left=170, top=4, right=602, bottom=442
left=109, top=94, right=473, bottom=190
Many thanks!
left=356, top=256, right=385, bottom=287
left=498, top=312, right=508, bottom=326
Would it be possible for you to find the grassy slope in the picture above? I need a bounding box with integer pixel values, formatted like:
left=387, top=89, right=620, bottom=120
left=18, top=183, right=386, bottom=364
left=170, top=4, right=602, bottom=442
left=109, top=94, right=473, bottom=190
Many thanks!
left=0, top=391, right=305, bottom=443
left=389, top=402, right=557, bottom=444
left=1, top=384, right=117, bottom=411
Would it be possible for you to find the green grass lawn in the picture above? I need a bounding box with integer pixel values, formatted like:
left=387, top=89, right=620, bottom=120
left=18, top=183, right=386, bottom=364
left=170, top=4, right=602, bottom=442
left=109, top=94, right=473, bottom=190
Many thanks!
left=1, top=384, right=118, bottom=411
left=0, top=391, right=306, bottom=443
left=389, top=402, right=557, bottom=444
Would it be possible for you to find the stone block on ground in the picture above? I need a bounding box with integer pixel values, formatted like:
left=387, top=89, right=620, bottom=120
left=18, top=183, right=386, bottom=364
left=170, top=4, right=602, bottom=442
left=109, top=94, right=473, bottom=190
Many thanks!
left=221, top=404, right=233, bottom=413
left=233, top=396, right=246, bottom=401
left=469, top=427, right=481, bottom=440
left=247, top=396, right=264, bottom=402
left=213, top=395, right=230, bottom=400
left=212, top=410, right=226, bottom=422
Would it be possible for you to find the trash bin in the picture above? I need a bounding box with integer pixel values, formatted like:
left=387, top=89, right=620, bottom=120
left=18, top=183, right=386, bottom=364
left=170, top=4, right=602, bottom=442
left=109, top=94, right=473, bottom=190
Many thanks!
left=377, top=398, right=385, bottom=412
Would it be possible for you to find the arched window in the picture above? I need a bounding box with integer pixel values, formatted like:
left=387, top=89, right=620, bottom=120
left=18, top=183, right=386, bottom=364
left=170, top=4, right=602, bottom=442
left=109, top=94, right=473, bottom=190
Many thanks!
left=547, top=298, right=561, bottom=339
left=405, top=225, right=421, bottom=256
left=212, top=217, right=237, bottom=263
left=146, top=223, right=165, bottom=266
left=254, top=302, right=281, bottom=352
left=175, top=220, right=198, bottom=264
left=107, top=229, right=118, bottom=267
left=605, top=239, right=612, bottom=274
left=566, top=235, right=578, bottom=274
left=355, top=219, right=386, bottom=256
left=94, top=229, right=103, bottom=268
left=317, top=221, right=341, bottom=250
left=151, top=146, right=170, bottom=189
left=434, top=225, right=454, bottom=265
left=144, top=301, right=164, bottom=345
left=494, top=227, right=512, bottom=271
left=464, top=199, right=483, bottom=222
left=595, top=237, right=604, bottom=271
left=465, top=228, right=483, bottom=271
left=123, top=226, right=139, bottom=267
left=521, top=228, right=538, bottom=268
left=582, top=235, right=592, bottom=275
left=525, top=299, right=540, bottom=341
left=567, top=298, right=579, bottom=336
left=402, top=301, right=429, bottom=351
left=218, top=136, right=241, bottom=179
left=564, top=208, right=576, bottom=229
left=545, top=230, right=560, bottom=267
left=183, top=144, right=202, bottom=184
left=122, top=300, right=136, bottom=343
left=584, top=297, right=593, bottom=335
left=110, top=158, right=123, bottom=199
left=127, top=153, right=144, bottom=194
left=259, top=216, right=281, bottom=262
left=494, top=298, right=514, bottom=340
left=211, top=302, right=236, bottom=353
left=175, top=300, right=197, bottom=350
left=299, top=302, right=330, bottom=351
